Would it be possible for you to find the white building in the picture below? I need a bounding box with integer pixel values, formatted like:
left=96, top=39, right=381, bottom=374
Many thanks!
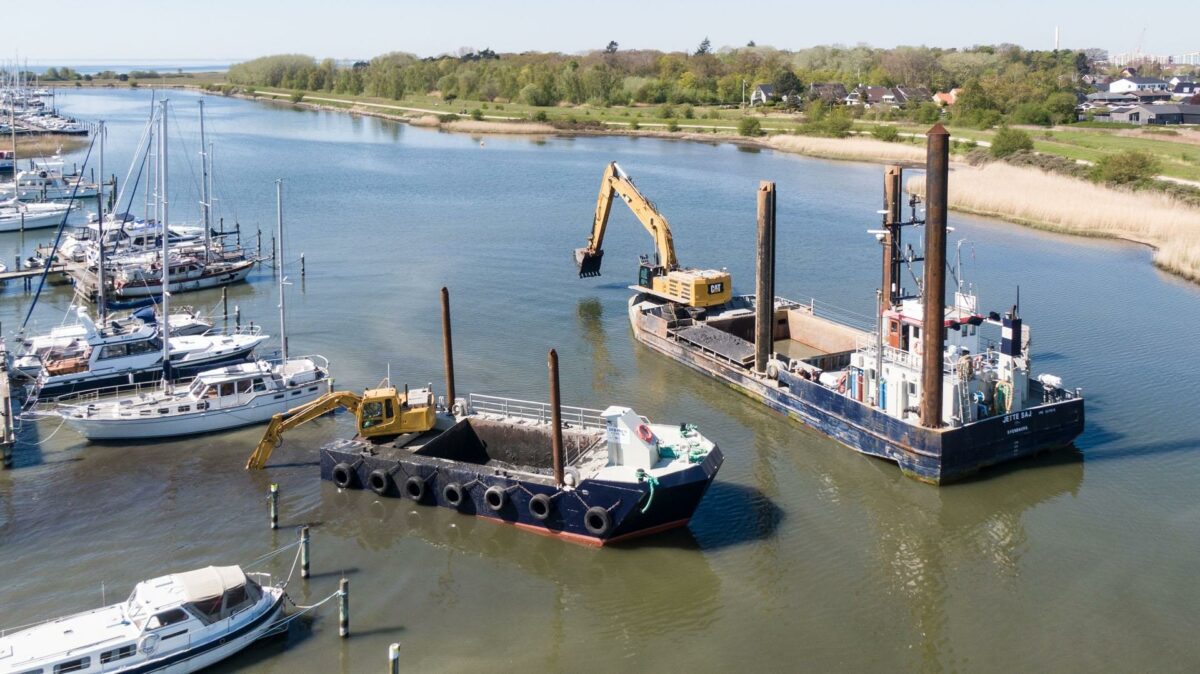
left=1109, top=77, right=1171, bottom=93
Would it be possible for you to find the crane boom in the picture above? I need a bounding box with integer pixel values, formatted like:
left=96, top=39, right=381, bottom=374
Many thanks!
left=576, top=162, right=678, bottom=277
left=245, top=391, right=365, bottom=469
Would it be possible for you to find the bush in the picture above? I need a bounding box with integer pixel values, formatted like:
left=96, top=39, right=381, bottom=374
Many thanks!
left=1091, top=151, right=1160, bottom=185
left=290, top=90, right=305, bottom=103
left=532, top=110, right=549, bottom=122
left=991, top=127, right=1033, bottom=158
left=470, top=108, right=484, bottom=121
left=872, top=125, right=900, bottom=142
left=657, top=104, right=677, bottom=119
left=666, top=121, right=680, bottom=132
left=682, top=104, right=694, bottom=119
left=738, top=117, right=763, bottom=136
left=630, top=120, right=640, bottom=130
left=438, top=114, right=459, bottom=123
left=1011, top=103, right=1052, bottom=127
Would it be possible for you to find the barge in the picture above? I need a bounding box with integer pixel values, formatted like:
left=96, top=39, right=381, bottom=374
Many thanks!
left=575, top=127, right=1084, bottom=484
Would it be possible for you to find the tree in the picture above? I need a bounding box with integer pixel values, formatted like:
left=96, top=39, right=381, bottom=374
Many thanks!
left=1091, top=151, right=1159, bottom=185
left=747, top=40, right=756, bottom=47
left=695, top=37, right=712, bottom=56
left=772, top=69, right=803, bottom=100
left=605, top=41, right=619, bottom=54
left=991, top=127, right=1033, bottom=157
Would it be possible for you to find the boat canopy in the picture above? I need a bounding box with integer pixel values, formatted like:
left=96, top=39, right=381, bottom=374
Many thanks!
left=172, top=565, right=247, bottom=603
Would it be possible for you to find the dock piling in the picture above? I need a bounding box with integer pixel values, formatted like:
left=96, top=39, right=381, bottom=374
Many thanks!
left=441, top=287, right=456, bottom=409
left=257, top=228, right=262, bottom=258
left=882, top=165, right=903, bottom=309
left=548, top=349, right=565, bottom=486
left=389, top=643, right=401, bottom=673
left=235, top=305, right=241, bottom=328
left=222, top=287, right=228, bottom=324
left=754, top=181, right=777, bottom=375
left=921, top=124, right=950, bottom=428
left=299, top=525, right=310, bottom=579
left=269, top=483, right=279, bottom=529
left=300, top=253, right=305, bottom=277
left=338, top=578, right=350, bottom=638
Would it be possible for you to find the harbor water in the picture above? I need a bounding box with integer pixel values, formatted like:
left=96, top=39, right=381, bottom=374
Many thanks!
left=0, top=89, right=1197, bottom=672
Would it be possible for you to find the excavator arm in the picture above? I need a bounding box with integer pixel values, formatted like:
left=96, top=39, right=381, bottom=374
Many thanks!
left=575, top=162, right=679, bottom=277
left=245, top=390, right=365, bottom=470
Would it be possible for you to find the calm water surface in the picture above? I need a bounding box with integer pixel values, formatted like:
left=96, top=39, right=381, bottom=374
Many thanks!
left=0, top=89, right=1196, bottom=672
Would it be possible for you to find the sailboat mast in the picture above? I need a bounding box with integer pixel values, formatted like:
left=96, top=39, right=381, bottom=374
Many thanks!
left=198, top=99, right=210, bottom=264
left=96, top=121, right=107, bottom=323
left=276, top=178, right=288, bottom=361
left=159, top=100, right=171, bottom=389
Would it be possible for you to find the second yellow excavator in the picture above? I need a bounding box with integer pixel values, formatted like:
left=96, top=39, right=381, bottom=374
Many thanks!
left=245, top=385, right=437, bottom=470
left=574, top=162, right=732, bottom=308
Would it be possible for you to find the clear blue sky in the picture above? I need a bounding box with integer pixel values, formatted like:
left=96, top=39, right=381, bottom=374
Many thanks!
left=11, top=0, right=1198, bottom=62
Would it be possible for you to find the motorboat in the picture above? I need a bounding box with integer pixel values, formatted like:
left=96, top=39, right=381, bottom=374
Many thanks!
left=0, top=197, right=73, bottom=231
left=0, top=565, right=285, bottom=673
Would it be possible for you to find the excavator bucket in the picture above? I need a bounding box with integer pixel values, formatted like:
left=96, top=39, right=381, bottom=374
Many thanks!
left=575, top=248, right=604, bottom=278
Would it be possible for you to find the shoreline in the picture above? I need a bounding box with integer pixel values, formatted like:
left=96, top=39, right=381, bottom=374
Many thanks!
left=205, top=87, right=1200, bottom=287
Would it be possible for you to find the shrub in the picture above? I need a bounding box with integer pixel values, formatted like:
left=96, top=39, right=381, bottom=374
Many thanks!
left=470, top=108, right=484, bottom=120
left=438, top=113, right=459, bottom=123
left=872, top=125, right=900, bottom=142
left=738, top=117, right=763, bottom=136
left=290, top=90, right=304, bottom=103
left=682, top=104, right=694, bottom=119
left=1011, top=102, right=1052, bottom=126
left=1091, top=151, right=1160, bottom=185
left=666, top=121, right=680, bottom=132
left=658, top=104, right=677, bottom=119
left=629, top=120, right=640, bottom=130
left=991, top=127, right=1033, bottom=158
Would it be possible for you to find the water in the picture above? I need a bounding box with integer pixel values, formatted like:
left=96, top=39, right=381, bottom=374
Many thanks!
left=1, top=89, right=1197, bottom=672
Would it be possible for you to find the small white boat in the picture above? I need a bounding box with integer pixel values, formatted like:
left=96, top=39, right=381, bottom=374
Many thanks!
left=56, top=355, right=331, bottom=440
left=0, top=197, right=73, bottom=231
left=0, top=167, right=100, bottom=201
left=0, top=565, right=285, bottom=673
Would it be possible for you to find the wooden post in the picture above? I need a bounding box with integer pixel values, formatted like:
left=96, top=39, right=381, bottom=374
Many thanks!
left=754, top=181, right=776, bottom=375
left=257, top=228, right=262, bottom=258
left=299, top=525, right=310, bottom=579
left=269, top=483, right=279, bottom=529
left=389, top=643, right=401, bottom=673
left=548, top=349, right=564, bottom=486
left=235, top=305, right=241, bottom=328
left=882, top=165, right=903, bottom=309
left=300, top=253, right=305, bottom=277
left=338, top=578, right=350, bottom=638
left=440, top=287, right=456, bottom=410
left=222, top=287, right=228, bottom=324
left=921, top=124, right=950, bottom=428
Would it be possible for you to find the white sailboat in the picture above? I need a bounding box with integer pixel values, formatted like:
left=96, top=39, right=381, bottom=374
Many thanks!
left=0, top=197, right=73, bottom=231
left=55, top=163, right=331, bottom=441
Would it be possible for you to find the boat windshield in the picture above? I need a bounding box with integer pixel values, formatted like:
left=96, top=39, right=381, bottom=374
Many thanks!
left=124, top=591, right=148, bottom=630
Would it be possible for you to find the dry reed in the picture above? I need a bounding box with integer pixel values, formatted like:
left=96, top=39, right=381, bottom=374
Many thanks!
left=908, top=162, right=1200, bottom=282
left=442, top=120, right=554, bottom=135
left=766, top=135, right=926, bottom=163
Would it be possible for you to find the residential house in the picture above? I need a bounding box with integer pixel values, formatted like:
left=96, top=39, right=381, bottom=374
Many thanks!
left=1109, top=77, right=1170, bottom=93
left=749, top=83, right=775, bottom=106
left=1131, top=89, right=1173, bottom=104
left=807, top=82, right=848, bottom=104
left=1168, top=76, right=1197, bottom=87
left=1172, top=81, right=1200, bottom=99
left=893, top=86, right=933, bottom=107
left=1107, top=103, right=1200, bottom=125
left=1082, top=91, right=1137, bottom=109
left=847, top=85, right=899, bottom=108
left=933, top=88, right=961, bottom=106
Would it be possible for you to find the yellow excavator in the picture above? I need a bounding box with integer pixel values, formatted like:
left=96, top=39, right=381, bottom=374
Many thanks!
left=245, top=385, right=437, bottom=470
left=575, top=162, right=732, bottom=308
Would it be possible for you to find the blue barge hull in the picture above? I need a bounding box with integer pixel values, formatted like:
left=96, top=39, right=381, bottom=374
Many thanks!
left=630, top=296, right=1084, bottom=484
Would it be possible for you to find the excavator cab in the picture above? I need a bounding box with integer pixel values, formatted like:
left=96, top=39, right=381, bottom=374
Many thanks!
left=356, top=387, right=436, bottom=438
left=575, top=247, right=604, bottom=278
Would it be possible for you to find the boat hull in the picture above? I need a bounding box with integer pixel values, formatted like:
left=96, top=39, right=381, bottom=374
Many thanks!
left=110, top=261, right=255, bottom=298
left=629, top=296, right=1084, bottom=484
left=0, top=209, right=68, bottom=231
left=320, top=442, right=724, bottom=546
left=63, top=382, right=327, bottom=441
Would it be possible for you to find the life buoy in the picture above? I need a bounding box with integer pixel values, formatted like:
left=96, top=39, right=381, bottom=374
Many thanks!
left=484, top=485, right=506, bottom=511
left=837, top=374, right=847, bottom=394
left=443, top=482, right=464, bottom=507
left=331, top=462, right=357, bottom=489
left=367, top=469, right=392, bottom=496
left=636, top=424, right=654, bottom=443
left=138, top=633, right=160, bottom=655
left=583, top=506, right=611, bottom=537
left=529, top=493, right=553, bottom=521
left=404, top=475, right=427, bottom=502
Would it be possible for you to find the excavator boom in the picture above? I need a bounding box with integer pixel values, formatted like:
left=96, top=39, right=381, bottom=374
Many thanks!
left=575, top=162, right=678, bottom=278
left=245, top=390, right=365, bottom=470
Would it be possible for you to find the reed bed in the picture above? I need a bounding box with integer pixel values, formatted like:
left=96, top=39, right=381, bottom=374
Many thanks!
left=908, top=162, right=1200, bottom=282
left=766, top=135, right=926, bottom=163
left=13, top=135, right=88, bottom=158
left=442, top=120, right=555, bottom=135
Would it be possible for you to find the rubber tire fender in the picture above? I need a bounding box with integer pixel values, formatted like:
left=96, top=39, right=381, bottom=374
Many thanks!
left=528, top=493, right=553, bottom=521
left=443, top=482, right=464, bottom=507
left=484, top=485, right=506, bottom=511
left=331, top=462, right=358, bottom=489
left=404, top=475, right=427, bottom=502
left=583, top=506, right=612, bottom=537
left=367, top=469, right=392, bottom=496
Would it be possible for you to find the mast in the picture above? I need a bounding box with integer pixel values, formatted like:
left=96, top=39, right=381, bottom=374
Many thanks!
left=159, top=100, right=172, bottom=390
left=96, top=121, right=107, bottom=323
left=276, top=178, right=288, bottom=361
left=198, top=99, right=210, bottom=263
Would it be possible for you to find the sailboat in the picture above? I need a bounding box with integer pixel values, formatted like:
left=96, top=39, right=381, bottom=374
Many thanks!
left=0, top=105, right=75, bottom=229
left=55, top=165, right=331, bottom=441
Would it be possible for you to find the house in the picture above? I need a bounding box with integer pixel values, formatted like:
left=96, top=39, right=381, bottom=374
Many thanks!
left=1083, top=91, right=1137, bottom=108
left=1107, top=103, right=1200, bottom=125
left=807, top=82, right=848, bottom=104
left=1168, top=76, right=1196, bottom=87
left=893, top=86, right=933, bottom=107
left=1109, top=77, right=1170, bottom=93
left=1172, top=81, right=1200, bottom=99
left=1131, top=89, right=1173, bottom=104
left=933, top=88, right=961, bottom=106
left=749, top=83, right=775, bottom=106
left=847, top=85, right=898, bottom=108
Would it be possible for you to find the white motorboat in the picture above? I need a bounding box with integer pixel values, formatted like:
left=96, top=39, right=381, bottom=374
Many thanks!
left=12, top=306, right=268, bottom=398
left=0, top=167, right=100, bottom=201
left=0, top=197, right=73, bottom=231
left=110, top=253, right=255, bottom=298
left=0, top=565, right=285, bottom=674
left=57, top=355, right=331, bottom=440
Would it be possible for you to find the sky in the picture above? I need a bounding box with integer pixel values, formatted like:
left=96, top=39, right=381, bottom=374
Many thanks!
left=9, top=0, right=1197, bottom=63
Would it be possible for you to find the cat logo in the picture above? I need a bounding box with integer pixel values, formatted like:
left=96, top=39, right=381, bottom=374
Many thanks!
left=708, top=282, right=724, bottom=295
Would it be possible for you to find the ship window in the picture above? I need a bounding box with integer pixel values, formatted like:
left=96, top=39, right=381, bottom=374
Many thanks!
left=253, top=379, right=268, bottom=392
left=912, top=327, right=921, bottom=339
left=188, top=596, right=223, bottom=625
left=101, top=645, right=136, bottom=663
left=222, top=584, right=252, bottom=618
left=99, top=343, right=129, bottom=359
left=237, top=379, right=252, bottom=393
left=53, top=659, right=90, bottom=674
left=220, top=383, right=235, bottom=397
left=127, top=340, right=156, bottom=355
left=148, top=608, right=189, bottom=629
